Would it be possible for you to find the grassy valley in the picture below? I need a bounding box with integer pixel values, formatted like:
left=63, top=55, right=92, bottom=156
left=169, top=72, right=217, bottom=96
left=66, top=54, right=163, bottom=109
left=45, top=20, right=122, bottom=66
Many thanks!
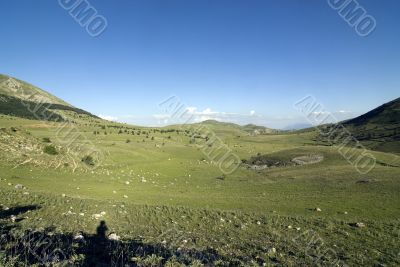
left=0, top=76, right=399, bottom=266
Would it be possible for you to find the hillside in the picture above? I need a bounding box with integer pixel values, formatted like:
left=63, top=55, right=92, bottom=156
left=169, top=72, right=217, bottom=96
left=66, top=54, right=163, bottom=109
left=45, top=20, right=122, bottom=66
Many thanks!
left=0, top=74, right=99, bottom=121
left=315, top=97, right=400, bottom=153
left=192, top=120, right=278, bottom=135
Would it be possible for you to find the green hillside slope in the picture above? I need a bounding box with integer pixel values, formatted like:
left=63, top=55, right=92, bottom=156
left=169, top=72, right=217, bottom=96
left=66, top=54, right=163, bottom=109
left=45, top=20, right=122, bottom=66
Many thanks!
left=315, top=97, right=400, bottom=153
left=0, top=74, right=99, bottom=121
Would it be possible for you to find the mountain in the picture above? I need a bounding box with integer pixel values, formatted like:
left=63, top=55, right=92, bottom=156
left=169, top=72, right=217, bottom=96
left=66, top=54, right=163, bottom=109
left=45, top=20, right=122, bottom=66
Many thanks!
left=197, top=120, right=278, bottom=135
left=0, top=74, right=99, bottom=121
left=282, top=123, right=313, bottom=131
left=315, top=97, right=400, bottom=154
left=343, top=97, right=400, bottom=126
left=241, top=123, right=279, bottom=135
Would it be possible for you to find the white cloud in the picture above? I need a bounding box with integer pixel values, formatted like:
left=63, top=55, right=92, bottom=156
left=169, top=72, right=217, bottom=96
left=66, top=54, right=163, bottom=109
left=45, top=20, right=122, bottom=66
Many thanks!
left=250, top=110, right=255, bottom=116
left=186, top=106, right=197, bottom=114
left=312, top=111, right=329, bottom=115
left=98, top=114, right=118, bottom=121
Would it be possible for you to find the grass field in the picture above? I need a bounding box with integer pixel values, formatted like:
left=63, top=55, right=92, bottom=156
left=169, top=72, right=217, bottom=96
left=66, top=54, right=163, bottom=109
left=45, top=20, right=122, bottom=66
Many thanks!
left=0, top=115, right=399, bottom=266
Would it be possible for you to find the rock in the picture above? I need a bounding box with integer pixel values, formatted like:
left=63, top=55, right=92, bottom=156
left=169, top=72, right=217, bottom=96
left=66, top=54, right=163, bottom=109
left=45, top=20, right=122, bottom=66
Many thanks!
left=15, top=184, right=24, bottom=190
left=287, top=225, right=292, bottom=229
left=108, top=233, right=120, bottom=241
left=10, top=215, right=17, bottom=222
left=61, top=194, right=66, bottom=198
left=125, top=181, right=130, bottom=185
left=355, top=222, right=366, bottom=228
left=268, top=247, right=276, bottom=254
left=92, top=214, right=102, bottom=220
left=315, top=207, right=322, bottom=212
left=73, top=233, right=85, bottom=242
left=296, top=227, right=301, bottom=231
left=100, top=211, right=106, bottom=216
left=123, top=195, right=128, bottom=198
left=79, top=213, right=85, bottom=216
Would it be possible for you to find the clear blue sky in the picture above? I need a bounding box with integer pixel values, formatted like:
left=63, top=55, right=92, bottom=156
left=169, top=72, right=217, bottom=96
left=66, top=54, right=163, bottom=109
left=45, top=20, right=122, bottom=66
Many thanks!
left=1, top=0, right=399, bottom=129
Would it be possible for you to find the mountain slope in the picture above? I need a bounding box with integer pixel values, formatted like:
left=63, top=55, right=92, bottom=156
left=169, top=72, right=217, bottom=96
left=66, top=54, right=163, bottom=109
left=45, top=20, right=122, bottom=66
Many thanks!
left=0, top=74, right=99, bottom=121
left=316, top=97, right=400, bottom=153
left=197, top=120, right=278, bottom=135
left=344, top=97, right=400, bottom=126
left=0, top=74, right=70, bottom=106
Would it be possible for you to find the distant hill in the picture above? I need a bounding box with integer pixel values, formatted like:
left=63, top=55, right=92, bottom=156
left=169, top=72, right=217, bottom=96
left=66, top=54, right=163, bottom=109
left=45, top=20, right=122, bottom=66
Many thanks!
left=197, top=120, right=278, bottom=135
left=0, top=74, right=99, bottom=121
left=241, top=123, right=279, bottom=135
left=282, top=123, right=313, bottom=131
left=315, top=97, right=400, bottom=154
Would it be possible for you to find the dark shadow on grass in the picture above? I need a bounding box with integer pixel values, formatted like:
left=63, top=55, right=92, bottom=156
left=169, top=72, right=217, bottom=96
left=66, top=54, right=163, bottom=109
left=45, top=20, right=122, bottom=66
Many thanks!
left=0, top=205, right=40, bottom=220
left=0, top=210, right=228, bottom=266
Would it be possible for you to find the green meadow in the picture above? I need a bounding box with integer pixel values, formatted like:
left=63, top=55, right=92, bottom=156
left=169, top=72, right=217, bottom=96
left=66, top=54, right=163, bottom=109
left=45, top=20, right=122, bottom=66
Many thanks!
left=1, top=115, right=399, bottom=266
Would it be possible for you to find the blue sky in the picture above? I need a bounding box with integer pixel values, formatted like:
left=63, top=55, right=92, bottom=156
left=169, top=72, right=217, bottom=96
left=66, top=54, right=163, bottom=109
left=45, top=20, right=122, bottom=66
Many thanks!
left=1, top=0, right=399, bottom=129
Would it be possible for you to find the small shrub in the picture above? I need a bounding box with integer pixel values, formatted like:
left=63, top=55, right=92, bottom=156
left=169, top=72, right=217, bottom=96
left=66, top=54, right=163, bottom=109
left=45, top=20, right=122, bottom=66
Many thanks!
left=42, top=137, right=51, bottom=143
left=81, top=155, right=95, bottom=166
left=126, top=139, right=131, bottom=143
left=43, top=145, right=58, bottom=155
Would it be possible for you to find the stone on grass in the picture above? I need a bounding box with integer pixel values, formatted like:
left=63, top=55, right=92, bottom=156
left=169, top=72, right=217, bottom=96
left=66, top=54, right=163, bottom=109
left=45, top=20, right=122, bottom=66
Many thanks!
left=355, top=222, right=366, bottom=228
left=74, top=233, right=85, bottom=242
left=15, top=184, right=24, bottom=189
left=108, top=233, right=120, bottom=241
left=315, top=207, right=322, bottom=212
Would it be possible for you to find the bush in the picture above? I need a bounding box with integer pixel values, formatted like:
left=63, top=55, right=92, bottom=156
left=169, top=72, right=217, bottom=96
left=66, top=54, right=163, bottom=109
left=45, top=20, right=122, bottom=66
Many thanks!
left=43, top=145, right=58, bottom=155
left=42, top=137, right=51, bottom=143
left=81, top=155, right=95, bottom=166
left=126, top=139, right=131, bottom=143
